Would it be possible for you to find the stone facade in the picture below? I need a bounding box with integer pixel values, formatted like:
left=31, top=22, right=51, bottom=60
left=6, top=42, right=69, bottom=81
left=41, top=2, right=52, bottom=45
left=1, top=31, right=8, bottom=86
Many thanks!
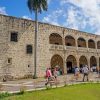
left=0, top=14, right=100, bottom=80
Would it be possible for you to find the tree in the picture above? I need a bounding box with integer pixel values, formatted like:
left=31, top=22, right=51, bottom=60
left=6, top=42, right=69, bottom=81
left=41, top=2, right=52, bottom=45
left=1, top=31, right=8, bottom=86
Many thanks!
left=27, top=0, right=48, bottom=78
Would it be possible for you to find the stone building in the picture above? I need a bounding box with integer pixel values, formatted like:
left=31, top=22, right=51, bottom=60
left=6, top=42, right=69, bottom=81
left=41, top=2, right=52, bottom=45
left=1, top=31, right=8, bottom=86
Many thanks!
left=0, top=14, right=100, bottom=80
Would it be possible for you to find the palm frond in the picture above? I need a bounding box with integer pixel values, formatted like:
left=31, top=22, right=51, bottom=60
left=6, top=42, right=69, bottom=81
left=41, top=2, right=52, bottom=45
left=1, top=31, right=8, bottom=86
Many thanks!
left=27, top=0, right=48, bottom=13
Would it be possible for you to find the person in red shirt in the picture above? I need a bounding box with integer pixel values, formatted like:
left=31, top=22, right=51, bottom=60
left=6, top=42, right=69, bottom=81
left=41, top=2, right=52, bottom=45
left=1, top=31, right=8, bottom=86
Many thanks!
left=45, top=68, right=52, bottom=86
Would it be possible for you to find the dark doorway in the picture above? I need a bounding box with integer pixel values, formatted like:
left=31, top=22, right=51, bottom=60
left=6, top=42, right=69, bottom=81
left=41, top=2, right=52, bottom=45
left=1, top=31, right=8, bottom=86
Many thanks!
left=67, top=61, right=73, bottom=73
left=80, top=64, right=83, bottom=73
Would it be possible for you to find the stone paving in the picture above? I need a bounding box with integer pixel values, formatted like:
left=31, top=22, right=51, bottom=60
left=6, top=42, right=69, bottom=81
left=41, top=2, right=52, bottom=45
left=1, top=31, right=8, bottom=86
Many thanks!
left=0, top=72, right=100, bottom=93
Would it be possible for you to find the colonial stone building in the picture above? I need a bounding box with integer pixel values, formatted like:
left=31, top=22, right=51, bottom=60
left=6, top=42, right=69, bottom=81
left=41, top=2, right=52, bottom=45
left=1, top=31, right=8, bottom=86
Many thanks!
left=0, top=14, right=100, bottom=80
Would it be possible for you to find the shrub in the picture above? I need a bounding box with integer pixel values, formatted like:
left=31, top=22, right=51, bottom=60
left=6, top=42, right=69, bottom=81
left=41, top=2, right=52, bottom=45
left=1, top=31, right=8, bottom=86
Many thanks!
left=0, top=92, right=10, bottom=99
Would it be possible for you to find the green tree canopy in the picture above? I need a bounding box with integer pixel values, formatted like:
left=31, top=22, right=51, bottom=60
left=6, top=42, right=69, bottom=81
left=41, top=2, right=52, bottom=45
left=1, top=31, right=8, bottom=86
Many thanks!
left=27, top=0, right=48, bottom=13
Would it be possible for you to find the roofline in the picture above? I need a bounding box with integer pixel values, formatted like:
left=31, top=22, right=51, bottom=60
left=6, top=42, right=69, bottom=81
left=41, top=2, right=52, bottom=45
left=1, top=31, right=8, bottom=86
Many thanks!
left=0, top=14, right=100, bottom=37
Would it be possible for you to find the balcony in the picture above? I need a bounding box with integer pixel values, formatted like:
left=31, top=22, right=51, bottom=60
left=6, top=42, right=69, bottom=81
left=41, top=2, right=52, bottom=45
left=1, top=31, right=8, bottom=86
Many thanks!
left=49, top=44, right=63, bottom=50
left=65, top=46, right=77, bottom=51
left=49, top=44, right=99, bottom=53
left=88, top=48, right=97, bottom=53
left=97, top=49, right=100, bottom=53
left=78, top=47, right=88, bottom=52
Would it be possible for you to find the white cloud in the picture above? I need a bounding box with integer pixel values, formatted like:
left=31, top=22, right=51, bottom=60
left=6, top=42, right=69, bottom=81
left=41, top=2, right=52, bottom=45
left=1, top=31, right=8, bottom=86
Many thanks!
left=48, top=0, right=51, bottom=4
left=22, top=16, right=32, bottom=20
left=42, top=0, right=100, bottom=35
left=0, top=7, right=7, bottom=15
left=63, top=7, right=78, bottom=29
left=42, top=9, right=63, bottom=26
left=60, top=0, right=100, bottom=35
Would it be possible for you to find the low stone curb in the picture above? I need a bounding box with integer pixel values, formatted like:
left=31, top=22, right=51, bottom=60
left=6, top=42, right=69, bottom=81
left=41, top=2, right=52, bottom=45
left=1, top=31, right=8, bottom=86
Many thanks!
left=1, top=81, right=99, bottom=94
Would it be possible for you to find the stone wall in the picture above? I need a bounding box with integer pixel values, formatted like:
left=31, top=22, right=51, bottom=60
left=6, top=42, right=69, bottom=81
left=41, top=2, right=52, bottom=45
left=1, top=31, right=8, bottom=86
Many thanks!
left=0, top=14, right=100, bottom=80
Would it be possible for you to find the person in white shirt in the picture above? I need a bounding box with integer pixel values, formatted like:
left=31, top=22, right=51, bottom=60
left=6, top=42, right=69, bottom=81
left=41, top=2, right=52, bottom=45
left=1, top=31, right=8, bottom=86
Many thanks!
left=82, top=65, right=89, bottom=82
left=74, top=67, right=80, bottom=80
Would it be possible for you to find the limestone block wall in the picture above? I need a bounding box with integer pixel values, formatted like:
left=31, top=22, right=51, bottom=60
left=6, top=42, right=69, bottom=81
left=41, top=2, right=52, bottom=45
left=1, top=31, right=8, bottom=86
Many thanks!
left=0, top=14, right=100, bottom=79
left=0, top=14, right=36, bottom=79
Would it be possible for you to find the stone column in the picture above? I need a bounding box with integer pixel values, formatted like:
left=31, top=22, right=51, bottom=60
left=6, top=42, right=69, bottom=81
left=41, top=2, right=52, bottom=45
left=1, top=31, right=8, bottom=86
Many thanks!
left=95, top=41, right=97, bottom=49
left=63, top=57, right=67, bottom=74
left=75, top=38, right=78, bottom=50
left=63, top=29, right=67, bottom=74
left=87, top=57, right=90, bottom=68
left=76, top=55, right=79, bottom=67
left=96, top=56, right=99, bottom=67
left=86, top=39, right=88, bottom=49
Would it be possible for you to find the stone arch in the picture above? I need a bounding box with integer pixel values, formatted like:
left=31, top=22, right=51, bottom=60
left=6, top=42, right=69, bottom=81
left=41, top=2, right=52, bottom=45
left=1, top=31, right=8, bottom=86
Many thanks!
left=66, top=55, right=77, bottom=73
left=97, top=41, right=100, bottom=49
left=79, top=56, right=88, bottom=68
left=88, top=39, right=95, bottom=48
left=77, top=37, right=86, bottom=47
left=90, top=56, right=97, bottom=67
left=51, top=54, right=64, bottom=74
left=49, top=33, right=62, bottom=45
left=65, top=35, right=75, bottom=46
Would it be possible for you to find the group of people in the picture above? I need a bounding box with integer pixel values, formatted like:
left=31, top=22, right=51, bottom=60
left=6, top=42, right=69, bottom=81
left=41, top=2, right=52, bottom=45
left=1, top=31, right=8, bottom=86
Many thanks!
left=74, top=65, right=89, bottom=81
left=74, top=65, right=100, bottom=81
left=45, top=65, right=100, bottom=85
left=45, top=67, right=58, bottom=86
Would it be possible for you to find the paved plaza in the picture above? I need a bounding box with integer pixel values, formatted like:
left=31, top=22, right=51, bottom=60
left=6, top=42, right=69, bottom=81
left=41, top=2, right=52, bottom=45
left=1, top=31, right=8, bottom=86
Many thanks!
left=0, top=72, right=99, bottom=93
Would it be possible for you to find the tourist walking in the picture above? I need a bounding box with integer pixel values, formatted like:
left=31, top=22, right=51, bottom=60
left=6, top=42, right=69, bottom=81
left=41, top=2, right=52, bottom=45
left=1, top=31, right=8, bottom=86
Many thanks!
left=99, top=68, right=100, bottom=78
left=53, top=68, right=58, bottom=82
left=74, top=66, right=80, bottom=80
left=97, top=66, right=100, bottom=78
left=82, top=65, right=89, bottom=82
left=45, top=68, right=52, bottom=86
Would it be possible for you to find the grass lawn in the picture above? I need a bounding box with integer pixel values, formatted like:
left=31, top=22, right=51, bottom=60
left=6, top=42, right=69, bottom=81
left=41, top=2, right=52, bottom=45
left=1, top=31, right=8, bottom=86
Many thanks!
left=3, top=83, right=100, bottom=100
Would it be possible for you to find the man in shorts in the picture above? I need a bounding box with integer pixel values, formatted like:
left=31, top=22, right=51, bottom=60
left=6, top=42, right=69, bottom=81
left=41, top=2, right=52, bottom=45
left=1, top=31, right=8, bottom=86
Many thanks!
left=82, top=65, right=89, bottom=82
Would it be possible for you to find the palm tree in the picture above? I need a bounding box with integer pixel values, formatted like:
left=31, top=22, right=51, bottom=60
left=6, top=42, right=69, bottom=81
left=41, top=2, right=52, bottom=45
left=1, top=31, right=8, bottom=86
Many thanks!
left=27, top=0, right=48, bottom=78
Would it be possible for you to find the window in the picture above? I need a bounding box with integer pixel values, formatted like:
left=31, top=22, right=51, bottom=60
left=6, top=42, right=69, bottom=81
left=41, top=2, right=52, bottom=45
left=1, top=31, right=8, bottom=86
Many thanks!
left=26, top=45, right=33, bottom=54
left=10, top=32, right=18, bottom=42
left=8, top=58, right=12, bottom=64
left=28, top=65, right=30, bottom=67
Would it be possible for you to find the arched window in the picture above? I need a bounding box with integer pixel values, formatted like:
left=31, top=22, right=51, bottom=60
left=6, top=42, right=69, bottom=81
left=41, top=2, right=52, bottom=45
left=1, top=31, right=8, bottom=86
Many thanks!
left=88, top=39, right=95, bottom=48
left=65, top=35, right=75, bottom=46
left=26, top=45, right=33, bottom=54
left=49, top=33, right=62, bottom=45
left=78, top=37, right=86, bottom=47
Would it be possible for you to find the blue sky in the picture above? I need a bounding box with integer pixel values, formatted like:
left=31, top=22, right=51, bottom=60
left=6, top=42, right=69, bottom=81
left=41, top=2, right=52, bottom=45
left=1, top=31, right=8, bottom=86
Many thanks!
left=0, top=0, right=100, bottom=35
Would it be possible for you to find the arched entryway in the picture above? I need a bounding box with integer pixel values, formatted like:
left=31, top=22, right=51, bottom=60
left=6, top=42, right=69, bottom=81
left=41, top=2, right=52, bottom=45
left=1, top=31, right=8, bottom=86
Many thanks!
left=51, top=54, right=63, bottom=75
left=49, top=33, right=62, bottom=45
left=79, top=56, right=88, bottom=67
left=90, top=56, right=97, bottom=67
left=65, top=35, right=75, bottom=46
left=79, top=56, right=88, bottom=73
left=77, top=37, right=86, bottom=47
left=66, top=55, right=77, bottom=73
left=88, top=39, right=95, bottom=48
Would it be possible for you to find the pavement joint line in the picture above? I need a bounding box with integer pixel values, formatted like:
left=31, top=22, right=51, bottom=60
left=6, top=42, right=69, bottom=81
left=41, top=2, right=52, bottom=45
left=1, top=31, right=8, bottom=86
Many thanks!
left=1, top=84, right=36, bottom=87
